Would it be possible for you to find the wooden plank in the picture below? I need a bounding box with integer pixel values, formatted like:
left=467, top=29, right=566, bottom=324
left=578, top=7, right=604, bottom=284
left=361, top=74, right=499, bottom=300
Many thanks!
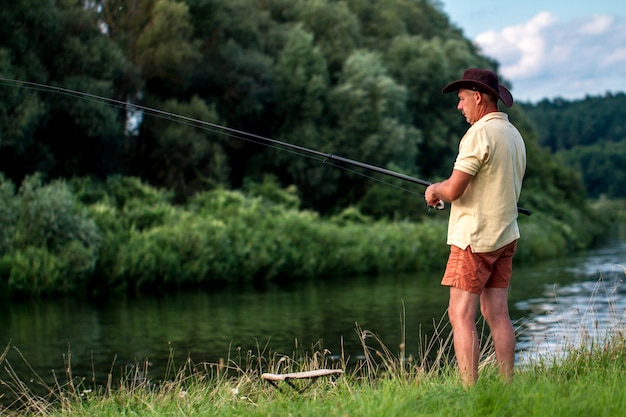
left=261, top=369, right=343, bottom=382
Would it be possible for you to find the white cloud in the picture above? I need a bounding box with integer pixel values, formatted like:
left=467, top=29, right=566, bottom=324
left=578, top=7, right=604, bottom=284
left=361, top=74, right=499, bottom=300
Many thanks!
left=473, top=12, right=626, bottom=102
left=581, top=14, right=614, bottom=35
left=475, top=12, right=558, bottom=79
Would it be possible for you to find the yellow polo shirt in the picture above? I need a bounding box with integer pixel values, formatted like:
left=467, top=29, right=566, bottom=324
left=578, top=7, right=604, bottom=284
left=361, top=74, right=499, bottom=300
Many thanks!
left=447, top=112, right=526, bottom=253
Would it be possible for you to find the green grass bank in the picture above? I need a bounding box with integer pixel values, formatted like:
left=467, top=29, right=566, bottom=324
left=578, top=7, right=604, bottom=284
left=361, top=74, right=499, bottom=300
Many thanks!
left=1, top=330, right=624, bottom=416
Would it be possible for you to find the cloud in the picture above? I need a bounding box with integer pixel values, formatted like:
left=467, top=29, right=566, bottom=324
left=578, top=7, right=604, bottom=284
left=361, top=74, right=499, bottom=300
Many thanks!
left=580, top=14, right=613, bottom=35
left=473, top=12, right=626, bottom=102
left=474, top=12, right=557, bottom=78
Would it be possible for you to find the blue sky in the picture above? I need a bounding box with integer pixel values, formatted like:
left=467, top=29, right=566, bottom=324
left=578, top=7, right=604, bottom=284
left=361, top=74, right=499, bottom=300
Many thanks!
left=441, top=1, right=626, bottom=102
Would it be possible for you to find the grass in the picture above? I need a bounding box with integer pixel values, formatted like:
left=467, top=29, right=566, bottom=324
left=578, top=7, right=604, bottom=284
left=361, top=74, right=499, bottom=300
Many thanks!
left=1, top=277, right=625, bottom=416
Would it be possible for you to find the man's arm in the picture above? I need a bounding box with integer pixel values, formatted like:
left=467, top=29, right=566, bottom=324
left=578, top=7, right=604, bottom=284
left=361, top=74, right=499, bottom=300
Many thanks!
left=425, top=169, right=473, bottom=207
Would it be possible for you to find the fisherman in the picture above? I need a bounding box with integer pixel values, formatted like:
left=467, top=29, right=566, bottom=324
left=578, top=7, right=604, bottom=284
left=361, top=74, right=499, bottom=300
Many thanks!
left=425, top=68, right=527, bottom=385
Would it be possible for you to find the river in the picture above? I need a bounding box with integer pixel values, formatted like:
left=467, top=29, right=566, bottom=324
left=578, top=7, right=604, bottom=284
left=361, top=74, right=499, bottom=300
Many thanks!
left=0, top=226, right=624, bottom=397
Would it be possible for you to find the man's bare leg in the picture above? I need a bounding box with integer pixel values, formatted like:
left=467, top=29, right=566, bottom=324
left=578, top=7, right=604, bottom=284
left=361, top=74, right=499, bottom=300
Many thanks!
left=448, top=287, right=480, bottom=385
left=480, top=287, right=515, bottom=381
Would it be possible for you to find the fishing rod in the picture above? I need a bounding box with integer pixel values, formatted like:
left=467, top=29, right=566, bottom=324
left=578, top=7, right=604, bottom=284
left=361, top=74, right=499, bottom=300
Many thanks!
left=0, top=77, right=531, bottom=215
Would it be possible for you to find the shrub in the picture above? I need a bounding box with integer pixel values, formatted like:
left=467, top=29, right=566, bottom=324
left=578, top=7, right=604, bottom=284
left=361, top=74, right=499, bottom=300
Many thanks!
left=14, top=174, right=101, bottom=252
left=0, top=175, right=102, bottom=295
left=0, top=246, right=63, bottom=296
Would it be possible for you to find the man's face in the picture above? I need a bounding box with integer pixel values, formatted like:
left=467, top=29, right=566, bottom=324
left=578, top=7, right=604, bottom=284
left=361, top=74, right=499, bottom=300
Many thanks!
left=457, top=89, right=479, bottom=125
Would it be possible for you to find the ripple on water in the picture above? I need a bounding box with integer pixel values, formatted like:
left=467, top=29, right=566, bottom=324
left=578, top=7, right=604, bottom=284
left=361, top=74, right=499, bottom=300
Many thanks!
left=515, top=265, right=626, bottom=365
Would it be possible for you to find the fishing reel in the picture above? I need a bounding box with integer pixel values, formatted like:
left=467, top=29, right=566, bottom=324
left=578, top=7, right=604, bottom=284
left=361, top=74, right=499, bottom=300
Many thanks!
left=427, top=200, right=445, bottom=211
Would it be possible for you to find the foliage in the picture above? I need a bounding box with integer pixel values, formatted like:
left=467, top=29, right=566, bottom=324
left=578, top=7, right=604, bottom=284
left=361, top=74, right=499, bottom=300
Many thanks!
left=520, top=93, right=626, bottom=198
left=134, top=95, right=229, bottom=202
left=556, top=140, right=626, bottom=199
left=0, top=174, right=101, bottom=296
left=0, top=175, right=609, bottom=298
left=242, top=174, right=300, bottom=210
left=0, top=0, right=132, bottom=181
left=384, top=34, right=491, bottom=178
left=520, top=93, right=626, bottom=151
left=0, top=0, right=594, bottom=223
left=133, top=0, right=200, bottom=85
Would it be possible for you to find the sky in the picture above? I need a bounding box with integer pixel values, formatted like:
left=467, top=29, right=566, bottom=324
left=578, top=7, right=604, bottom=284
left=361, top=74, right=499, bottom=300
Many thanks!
left=440, top=1, right=626, bottom=102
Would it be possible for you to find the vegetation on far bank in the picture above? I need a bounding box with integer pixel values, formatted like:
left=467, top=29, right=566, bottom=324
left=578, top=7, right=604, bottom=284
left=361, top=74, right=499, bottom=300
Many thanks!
left=0, top=173, right=613, bottom=299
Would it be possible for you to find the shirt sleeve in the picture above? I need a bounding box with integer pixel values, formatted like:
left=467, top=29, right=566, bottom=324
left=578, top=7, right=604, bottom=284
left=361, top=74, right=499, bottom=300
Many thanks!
left=453, top=129, right=490, bottom=176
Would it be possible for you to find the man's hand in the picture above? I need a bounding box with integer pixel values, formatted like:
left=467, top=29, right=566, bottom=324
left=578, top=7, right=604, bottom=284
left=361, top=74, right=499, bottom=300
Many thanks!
left=425, top=183, right=441, bottom=208
left=424, top=170, right=474, bottom=208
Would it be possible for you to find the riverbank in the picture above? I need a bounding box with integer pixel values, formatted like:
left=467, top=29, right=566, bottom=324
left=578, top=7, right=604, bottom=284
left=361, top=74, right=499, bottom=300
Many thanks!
left=2, top=331, right=624, bottom=416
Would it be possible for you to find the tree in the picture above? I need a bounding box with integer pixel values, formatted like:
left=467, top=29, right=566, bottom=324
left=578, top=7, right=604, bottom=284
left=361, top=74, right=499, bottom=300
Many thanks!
left=135, top=0, right=200, bottom=94
left=558, top=140, right=626, bottom=198
left=135, top=95, right=229, bottom=202
left=521, top=93, right=626, bottom=151
left=520, top=93, right=626, bottom=198
left=384, top=35, right=494, bottom=178
left=273, top=25, right=329, bottom=129
left=321, top=50, right=420, bottom=210
left=97, top=0, right=200, bottom=95
left=0, top=0, right=134, bottom=182
left=186, top=0, right=276, bottom=124
left=347, top=0, right=457, bottom=48
left=294, top=0, right=361, bottom=76
left=0, top=50, right=46, bottom=156
left=264, top=26, right=331, bottom=201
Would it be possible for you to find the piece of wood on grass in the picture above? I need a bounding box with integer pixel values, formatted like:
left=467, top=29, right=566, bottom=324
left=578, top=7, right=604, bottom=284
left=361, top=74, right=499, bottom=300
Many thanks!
left=261, top=369, right=343, bottom=392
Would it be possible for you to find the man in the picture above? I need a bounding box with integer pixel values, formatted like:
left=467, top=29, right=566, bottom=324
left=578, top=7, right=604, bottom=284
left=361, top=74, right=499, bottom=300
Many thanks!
left=425, top=68, right=526, bottom=385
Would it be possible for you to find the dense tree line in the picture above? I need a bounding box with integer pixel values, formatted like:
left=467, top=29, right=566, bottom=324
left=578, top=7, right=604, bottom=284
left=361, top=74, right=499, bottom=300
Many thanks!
left=520, top=93, right=626, bottom=198
left=0, top=0, right=589, bottom=220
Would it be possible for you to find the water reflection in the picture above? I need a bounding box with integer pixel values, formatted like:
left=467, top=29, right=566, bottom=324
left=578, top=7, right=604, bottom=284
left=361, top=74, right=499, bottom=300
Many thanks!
left=0, top=270, right=450, bottom=393
left=515, top=240, right=626, bottom=364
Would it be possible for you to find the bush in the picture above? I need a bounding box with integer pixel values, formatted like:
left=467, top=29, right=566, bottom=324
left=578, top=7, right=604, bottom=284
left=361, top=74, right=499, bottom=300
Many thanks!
left=0, top=174, right=101, bottom=296
left=14, top=174, right=101, bottom=252
left=0, top=243, right=99, bottom=297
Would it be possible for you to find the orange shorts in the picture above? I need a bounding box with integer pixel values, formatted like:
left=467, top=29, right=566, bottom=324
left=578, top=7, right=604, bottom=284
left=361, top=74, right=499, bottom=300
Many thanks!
left=441, top=240, right=517, bottom=295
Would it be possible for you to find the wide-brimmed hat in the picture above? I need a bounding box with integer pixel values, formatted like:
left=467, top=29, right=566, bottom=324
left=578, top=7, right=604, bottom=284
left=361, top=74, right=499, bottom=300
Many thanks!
left=442, top=68, right=513, bottom=107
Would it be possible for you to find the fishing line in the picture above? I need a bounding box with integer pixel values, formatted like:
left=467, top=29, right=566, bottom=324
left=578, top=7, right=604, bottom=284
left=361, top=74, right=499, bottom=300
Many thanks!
left=0, top=77, right=429, bottom=200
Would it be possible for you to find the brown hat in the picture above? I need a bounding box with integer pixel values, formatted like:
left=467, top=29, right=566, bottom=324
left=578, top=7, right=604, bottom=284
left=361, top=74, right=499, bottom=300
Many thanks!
left=442, top=68, right=513, bottom=107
